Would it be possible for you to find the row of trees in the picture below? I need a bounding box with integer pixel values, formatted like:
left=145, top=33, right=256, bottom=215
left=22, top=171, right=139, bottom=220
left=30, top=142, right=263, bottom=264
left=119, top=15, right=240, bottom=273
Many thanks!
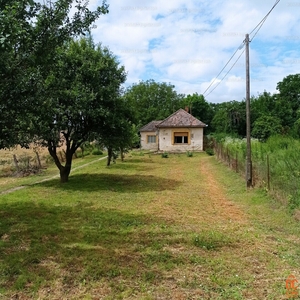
left=210, top=74, right=300, bottom=141
left=124, top=74, right=300, bottom=142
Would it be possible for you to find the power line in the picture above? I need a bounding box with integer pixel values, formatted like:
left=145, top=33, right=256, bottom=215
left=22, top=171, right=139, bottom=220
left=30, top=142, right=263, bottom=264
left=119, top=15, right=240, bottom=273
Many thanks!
left=205, top=48, right=245, bottom=98
left=249, top=0, right=281, bottom=41
left=202, top=42, right=244, bottom=96
left=202, top=0, right=281, bottom=98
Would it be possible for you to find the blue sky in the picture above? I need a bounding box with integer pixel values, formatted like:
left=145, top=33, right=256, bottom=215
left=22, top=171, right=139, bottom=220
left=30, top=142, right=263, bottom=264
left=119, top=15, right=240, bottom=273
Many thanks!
left=89, top=0, right=300, bottom=103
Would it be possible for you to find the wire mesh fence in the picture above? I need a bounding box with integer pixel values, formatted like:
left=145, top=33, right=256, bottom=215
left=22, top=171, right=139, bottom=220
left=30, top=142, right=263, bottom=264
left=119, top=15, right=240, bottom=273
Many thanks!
left=213, top=137, right=300, bottom=209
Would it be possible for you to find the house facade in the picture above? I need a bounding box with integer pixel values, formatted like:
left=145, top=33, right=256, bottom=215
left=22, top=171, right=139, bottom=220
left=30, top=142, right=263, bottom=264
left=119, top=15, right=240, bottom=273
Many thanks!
left=140, top=109, right=207, bottom=152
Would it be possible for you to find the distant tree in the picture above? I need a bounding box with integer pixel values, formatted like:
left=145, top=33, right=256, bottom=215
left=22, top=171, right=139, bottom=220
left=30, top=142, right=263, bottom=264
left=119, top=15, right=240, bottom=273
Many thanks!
left=211, top=101, right=246, bottom=136
left=31, top=38, right=126, bottom=182
left=250, top=92, right=276, bottom=123
left=252, top=115, right=282, bottom=142
left=183, top=93, right=214, bottom=133
left=275, top=74, right=300, bottom=132
left=124, top=79, right=185, bottom=127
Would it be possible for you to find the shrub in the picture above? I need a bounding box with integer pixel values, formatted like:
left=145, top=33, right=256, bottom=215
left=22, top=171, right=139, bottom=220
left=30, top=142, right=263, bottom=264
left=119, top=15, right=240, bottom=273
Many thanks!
left=186, top=151, right=193, bottom=157
left=161, top=152, right=169, bottom=158
left=92, top=149, right=103, bottom=155
left=205, top=148, right=214, bottom=156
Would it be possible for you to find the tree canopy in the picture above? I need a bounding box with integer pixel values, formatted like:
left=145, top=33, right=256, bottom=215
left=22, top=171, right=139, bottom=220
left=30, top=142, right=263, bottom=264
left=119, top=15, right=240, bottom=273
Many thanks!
left=31, top=37, right=127, bottom=182
left=0, top=0, right=109, bottom=148
left=124, top=79, right=185, bottom=128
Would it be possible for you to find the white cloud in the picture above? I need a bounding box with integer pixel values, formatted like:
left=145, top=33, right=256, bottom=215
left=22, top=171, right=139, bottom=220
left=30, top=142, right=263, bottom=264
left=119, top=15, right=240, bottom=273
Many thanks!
left=90, top=0, right=300, bottom=103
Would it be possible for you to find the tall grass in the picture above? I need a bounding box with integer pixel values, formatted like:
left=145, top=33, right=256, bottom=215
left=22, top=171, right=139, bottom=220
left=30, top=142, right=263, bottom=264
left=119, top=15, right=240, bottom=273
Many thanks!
left=215, top=135, right=300, bottom=209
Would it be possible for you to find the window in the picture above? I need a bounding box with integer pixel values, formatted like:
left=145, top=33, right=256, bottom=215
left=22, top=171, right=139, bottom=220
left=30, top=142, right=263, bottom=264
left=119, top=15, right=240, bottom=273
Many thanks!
left=174, top=132, right=189, bottom=144
left=147, top=135, right=156, bottom=143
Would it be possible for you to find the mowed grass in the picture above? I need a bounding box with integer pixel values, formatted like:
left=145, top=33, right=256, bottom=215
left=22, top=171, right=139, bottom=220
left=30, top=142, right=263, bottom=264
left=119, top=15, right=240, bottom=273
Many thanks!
left=0, top=152, right=300, bottom=299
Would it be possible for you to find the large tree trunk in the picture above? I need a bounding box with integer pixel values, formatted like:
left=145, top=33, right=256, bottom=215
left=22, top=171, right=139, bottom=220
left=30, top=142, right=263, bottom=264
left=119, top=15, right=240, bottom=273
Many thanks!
left=59, top=151, right=73, bottom=183
left=107, top=147, right=112, bottom=166
left=59, top=165, right=71, bottom=183
left=48, top=140, right=74, bottom=183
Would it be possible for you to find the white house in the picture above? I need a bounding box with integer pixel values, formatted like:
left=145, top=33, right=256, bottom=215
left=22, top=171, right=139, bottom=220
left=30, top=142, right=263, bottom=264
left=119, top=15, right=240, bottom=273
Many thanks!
left=140, top=109, right=207, bottom=152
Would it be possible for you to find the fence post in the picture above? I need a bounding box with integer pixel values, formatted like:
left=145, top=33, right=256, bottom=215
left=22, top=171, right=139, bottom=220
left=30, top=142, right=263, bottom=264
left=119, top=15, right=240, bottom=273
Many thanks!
left=13, top=154, right=19, bottom=171
left=267, top=154, right=270, bottom=191
left=35, top=151, right=42, bottom=169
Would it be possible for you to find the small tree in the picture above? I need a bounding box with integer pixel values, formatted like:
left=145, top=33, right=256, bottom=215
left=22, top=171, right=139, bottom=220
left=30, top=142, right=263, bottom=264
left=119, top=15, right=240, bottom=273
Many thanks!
left=96, top=99, right=137, bottom=166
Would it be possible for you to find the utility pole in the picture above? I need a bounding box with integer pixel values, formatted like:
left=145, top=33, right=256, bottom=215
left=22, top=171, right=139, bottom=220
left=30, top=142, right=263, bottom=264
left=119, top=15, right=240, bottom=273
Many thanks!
left=245, top=33, right=252, bottom=188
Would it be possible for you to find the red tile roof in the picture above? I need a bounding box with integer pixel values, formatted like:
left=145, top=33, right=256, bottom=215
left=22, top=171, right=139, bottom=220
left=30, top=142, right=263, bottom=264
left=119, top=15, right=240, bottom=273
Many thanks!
left=139, top=120, right=163, bottom=132
left=156, top=109, right=206, bottom=128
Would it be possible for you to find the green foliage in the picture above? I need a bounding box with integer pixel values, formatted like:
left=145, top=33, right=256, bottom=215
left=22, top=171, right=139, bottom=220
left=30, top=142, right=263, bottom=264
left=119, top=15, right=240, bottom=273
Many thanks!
left=211, top=101, right=246, bottom=136
left=252, top=115, right=282, bottom=141
left=161, top=152, right=169, bottom=158
left=92, top=149, right=103, bottom=155
left=186, top=151, right=193, bottom=157
left=183, top=93, right=214, bottom=132
left=124, top=79, right=185, bottom=127
left=205, top=148, right=214, bottom=156
left=217, top=135, right=300, bottom=209
left=0, top=0, right=109, bottom=149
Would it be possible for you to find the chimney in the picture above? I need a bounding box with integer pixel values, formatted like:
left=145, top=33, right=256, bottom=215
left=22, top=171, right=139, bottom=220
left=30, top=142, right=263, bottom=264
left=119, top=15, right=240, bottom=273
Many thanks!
left=185, top=106, right=189, bottom=113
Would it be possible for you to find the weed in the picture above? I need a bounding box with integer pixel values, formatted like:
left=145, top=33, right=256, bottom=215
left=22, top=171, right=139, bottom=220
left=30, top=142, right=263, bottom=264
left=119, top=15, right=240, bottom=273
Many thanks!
left=186, top=151, right=193, bottom=157
left=161, top=152, right=169, bottom=158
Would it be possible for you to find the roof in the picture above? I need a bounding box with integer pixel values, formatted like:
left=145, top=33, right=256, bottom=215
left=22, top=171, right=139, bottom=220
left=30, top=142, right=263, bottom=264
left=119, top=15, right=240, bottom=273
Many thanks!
left=139, top=120, right=163, bottom=132
left=156, top=109, right=206, bottom=128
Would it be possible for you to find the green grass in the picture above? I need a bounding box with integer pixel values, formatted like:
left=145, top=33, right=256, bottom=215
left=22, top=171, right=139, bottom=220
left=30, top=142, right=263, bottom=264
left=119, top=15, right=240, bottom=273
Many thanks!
left=0, top=152, right=299, bottom=299
left=216, top=136, right=300, bottom=209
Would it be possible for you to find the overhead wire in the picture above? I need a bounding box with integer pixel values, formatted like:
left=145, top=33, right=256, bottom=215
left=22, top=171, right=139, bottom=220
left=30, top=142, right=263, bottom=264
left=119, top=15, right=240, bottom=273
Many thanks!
left=202, top=0, right=281, bottom=98
left=205, top=48, right=245, bottom=98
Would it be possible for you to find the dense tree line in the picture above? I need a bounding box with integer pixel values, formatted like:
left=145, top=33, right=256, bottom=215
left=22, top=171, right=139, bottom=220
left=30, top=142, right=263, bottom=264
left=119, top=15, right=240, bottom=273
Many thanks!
left=125, top=73, right=300, bottom=141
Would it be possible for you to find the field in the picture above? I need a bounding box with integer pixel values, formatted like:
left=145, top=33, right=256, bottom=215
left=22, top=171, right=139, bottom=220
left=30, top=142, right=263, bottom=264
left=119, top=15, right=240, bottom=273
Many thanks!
left=0, top=152, right=300, bottom=299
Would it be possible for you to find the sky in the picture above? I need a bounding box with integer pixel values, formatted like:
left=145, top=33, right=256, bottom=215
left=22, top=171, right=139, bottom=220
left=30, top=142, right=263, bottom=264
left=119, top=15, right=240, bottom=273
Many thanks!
left=88, top=0, right=300, bottom=103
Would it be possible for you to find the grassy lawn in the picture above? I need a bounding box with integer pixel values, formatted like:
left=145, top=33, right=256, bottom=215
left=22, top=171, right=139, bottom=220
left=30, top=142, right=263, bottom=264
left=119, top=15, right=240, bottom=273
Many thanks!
left=0, top=152, right=299, bottom=299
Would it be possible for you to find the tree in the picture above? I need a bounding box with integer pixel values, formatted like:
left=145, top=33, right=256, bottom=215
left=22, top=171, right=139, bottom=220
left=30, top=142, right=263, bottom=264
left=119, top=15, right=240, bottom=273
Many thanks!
left=0, top=0, right=109, bottom=148
left=250, top=92, right=276, bottom=123
left=31, top=38, right=126, bottom=182
left=275, top=74, right=300, bottom=132
left=183, top=93, right=214, bottom=133
left=124, top=79, right=185, bottom=127
left=95, top=98, right=138, bottom=166
left=211, top=101, right=246, bottom=136
left=252, top=115, right=282, bottom=142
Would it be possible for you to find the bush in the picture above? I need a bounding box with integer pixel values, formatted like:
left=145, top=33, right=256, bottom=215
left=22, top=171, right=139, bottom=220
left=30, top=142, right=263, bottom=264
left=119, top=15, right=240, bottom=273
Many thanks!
left=186, top=151, right=193, bottom=157
left=205, top=148, right=214, bottom=156
left=161, top=152, right=169, bottom=158
left=92, top=149, right=103, bottom=155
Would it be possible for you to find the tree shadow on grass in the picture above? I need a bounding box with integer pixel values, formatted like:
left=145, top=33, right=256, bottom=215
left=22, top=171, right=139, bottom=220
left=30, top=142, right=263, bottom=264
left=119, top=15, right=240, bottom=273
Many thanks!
left=35, top=173, right=181, bottom=193
left=0, top=201, right=186, bottom=297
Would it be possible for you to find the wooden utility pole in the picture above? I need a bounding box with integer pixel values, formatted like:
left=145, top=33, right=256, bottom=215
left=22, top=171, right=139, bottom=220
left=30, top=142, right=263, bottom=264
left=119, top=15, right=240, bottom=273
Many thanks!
left=245, top=34, right=252, bottom=188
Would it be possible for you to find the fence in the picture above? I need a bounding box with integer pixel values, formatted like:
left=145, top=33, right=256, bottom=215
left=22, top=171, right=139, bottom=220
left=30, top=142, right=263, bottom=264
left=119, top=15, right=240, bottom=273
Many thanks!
left=213, top=139, right=300, bottom=209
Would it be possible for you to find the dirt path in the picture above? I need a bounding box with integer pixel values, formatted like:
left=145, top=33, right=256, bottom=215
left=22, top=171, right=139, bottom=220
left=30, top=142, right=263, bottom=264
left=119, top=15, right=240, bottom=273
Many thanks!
left=0, top=156, right=107, bottom=195
left=198, top=157, right=248, bottom=223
